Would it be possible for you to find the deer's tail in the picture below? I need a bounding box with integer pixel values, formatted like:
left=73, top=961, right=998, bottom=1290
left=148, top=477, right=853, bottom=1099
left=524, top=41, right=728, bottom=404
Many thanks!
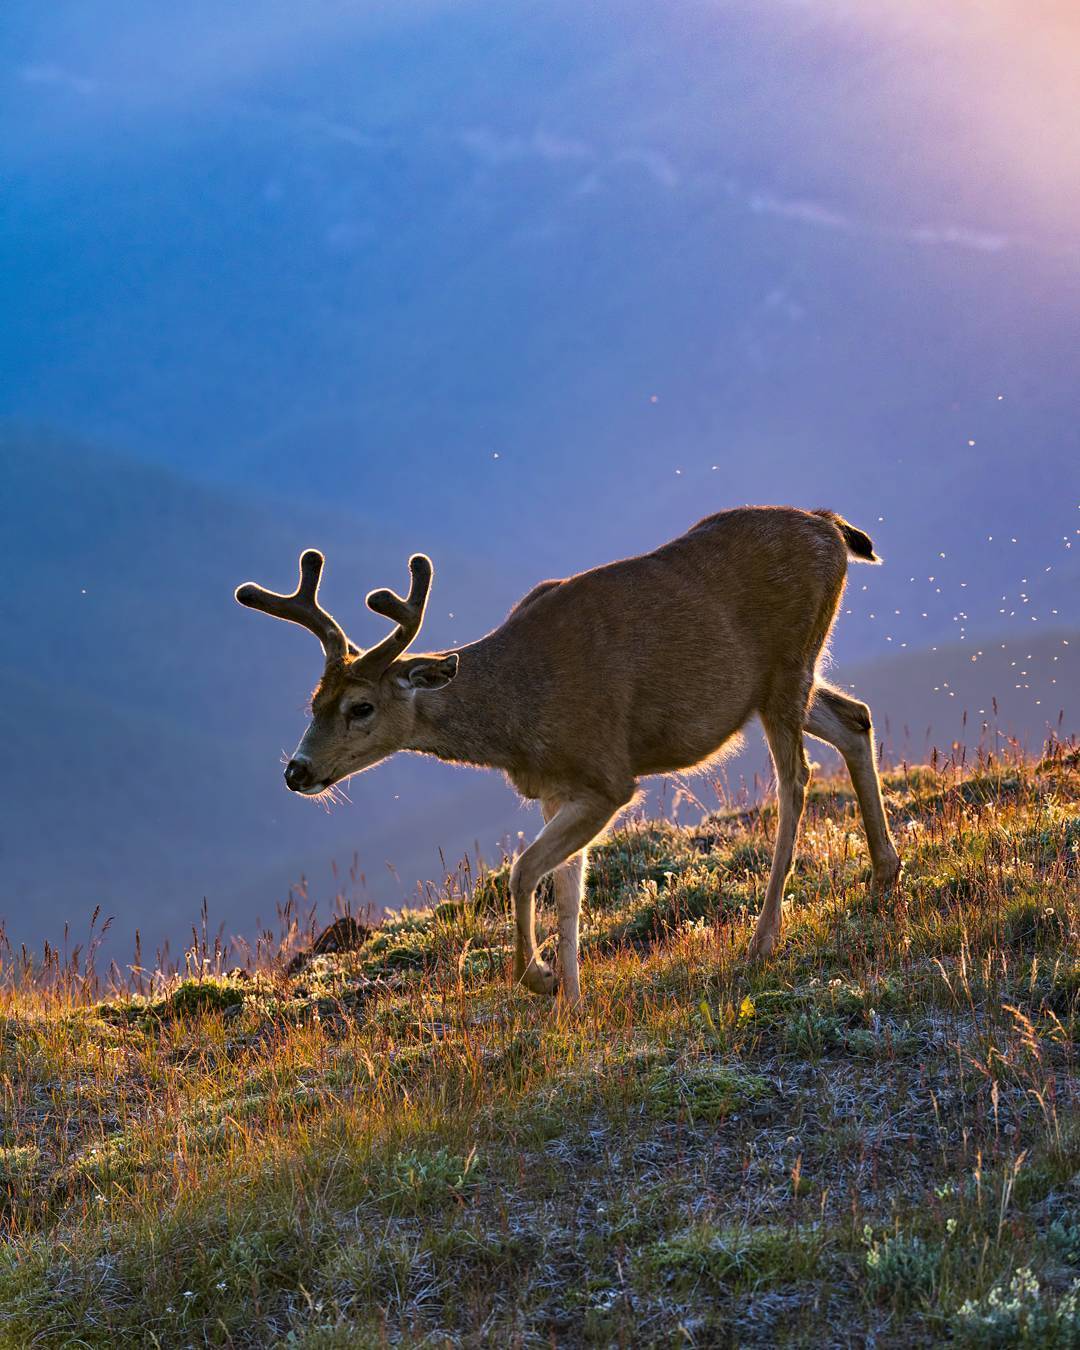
left=814, top=509, right=881, bottom=564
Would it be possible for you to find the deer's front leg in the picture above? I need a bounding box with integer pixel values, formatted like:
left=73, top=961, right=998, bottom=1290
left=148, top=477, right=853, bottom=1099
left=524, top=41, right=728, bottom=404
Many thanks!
left=511, top=792, right=626, bottom=1002
left=540, top=799, right=590, bottom=1006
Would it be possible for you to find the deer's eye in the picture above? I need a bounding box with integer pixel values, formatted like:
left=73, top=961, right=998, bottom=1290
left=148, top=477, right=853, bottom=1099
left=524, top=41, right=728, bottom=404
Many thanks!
left=347, top=702, right=375, bottom=722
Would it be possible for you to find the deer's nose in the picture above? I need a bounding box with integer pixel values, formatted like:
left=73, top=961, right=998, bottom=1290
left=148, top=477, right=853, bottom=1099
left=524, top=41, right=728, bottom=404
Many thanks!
left=284, top=758, right=313, bottom=792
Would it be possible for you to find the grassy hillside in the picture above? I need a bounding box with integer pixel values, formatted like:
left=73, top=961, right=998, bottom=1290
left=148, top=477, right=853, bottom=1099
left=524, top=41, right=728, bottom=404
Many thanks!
left=2, top=750, right=1080, bottom=1346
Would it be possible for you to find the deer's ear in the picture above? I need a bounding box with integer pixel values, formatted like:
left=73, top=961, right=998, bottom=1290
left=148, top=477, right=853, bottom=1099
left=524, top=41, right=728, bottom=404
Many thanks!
left=396, top=653, right=459, bottom=691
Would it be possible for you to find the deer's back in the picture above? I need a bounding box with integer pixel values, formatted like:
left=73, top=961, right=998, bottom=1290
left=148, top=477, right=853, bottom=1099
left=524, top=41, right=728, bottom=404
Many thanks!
left=494, top=506, right=849, bottom=787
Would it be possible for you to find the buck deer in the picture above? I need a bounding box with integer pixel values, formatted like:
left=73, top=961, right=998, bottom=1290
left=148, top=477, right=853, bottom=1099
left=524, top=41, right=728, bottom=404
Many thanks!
left=236, top=507, right=900, bottom=1004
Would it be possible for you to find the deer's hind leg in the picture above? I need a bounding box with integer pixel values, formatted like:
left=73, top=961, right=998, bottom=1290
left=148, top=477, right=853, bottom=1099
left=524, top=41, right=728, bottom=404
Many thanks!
left=805, top=683, right=901, bottom=889
left=749, top=702, right=812, bottom=960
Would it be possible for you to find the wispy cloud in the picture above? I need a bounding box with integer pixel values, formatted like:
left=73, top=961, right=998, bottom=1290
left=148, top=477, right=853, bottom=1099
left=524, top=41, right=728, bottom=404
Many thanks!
left=20, top=63, right=98, bottom=97
left=611, top=148, right=680, bottom=190
left=456, top=127, right=593, bottom=167
left=298, top=114, right=386, bottom=152
left=748, top=191, right=855, bottom=232
left=906, top=223, right=1008, bottom=253
left=456, top=127, right=680, bottom=192
left=739, top=183, right=1009, bottom=254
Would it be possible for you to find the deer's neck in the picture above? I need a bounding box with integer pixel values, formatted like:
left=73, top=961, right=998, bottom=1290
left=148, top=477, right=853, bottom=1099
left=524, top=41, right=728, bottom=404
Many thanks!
left=407, top=637, right=520, bottom=773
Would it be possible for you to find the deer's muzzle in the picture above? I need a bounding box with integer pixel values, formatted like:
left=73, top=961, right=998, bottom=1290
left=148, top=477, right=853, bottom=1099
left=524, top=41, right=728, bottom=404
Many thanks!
left=284, top=757, right=323, bottom=794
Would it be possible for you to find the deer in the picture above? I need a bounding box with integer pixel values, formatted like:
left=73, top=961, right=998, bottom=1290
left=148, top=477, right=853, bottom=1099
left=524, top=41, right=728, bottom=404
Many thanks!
left=235, top=506, right=901, bottom=1005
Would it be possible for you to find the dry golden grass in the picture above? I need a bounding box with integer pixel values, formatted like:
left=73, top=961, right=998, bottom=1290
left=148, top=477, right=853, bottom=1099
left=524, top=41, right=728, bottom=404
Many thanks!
left=2, top=746, right=1080, bottom=1346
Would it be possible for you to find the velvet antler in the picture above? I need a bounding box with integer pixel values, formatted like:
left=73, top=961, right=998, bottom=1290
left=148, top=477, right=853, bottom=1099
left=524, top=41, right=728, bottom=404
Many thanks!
left=235, top=549, right=355, bottom=663
left=359, top=554, right=434, bottom=671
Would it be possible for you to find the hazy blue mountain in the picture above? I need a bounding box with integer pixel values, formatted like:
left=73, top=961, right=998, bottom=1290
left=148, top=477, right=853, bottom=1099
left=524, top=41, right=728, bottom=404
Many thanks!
left=0, top=434, right=528, bottom=962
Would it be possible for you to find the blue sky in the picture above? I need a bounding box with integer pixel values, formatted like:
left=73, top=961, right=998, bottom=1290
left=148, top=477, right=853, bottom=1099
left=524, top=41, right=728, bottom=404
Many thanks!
left=5, top=2, right=1078, bottom=467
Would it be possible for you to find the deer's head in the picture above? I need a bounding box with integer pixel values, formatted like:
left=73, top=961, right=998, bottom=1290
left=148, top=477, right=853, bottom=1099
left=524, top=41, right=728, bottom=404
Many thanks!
left=235, top=550, right=458, bottom=795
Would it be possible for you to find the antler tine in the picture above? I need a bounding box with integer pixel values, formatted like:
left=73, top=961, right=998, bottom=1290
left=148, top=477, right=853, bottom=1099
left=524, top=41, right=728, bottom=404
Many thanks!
left=235, top=549, right=354, bottom=662
left=362, top=553, right=434, bottom=668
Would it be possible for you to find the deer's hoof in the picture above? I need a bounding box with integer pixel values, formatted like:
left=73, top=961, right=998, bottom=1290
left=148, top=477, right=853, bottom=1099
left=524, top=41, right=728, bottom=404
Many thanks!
left=520, top=960, right=557, bottom=996
left=872, top=856, right=903, bottom=892
left=747, top=927, right=778, bottom=962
